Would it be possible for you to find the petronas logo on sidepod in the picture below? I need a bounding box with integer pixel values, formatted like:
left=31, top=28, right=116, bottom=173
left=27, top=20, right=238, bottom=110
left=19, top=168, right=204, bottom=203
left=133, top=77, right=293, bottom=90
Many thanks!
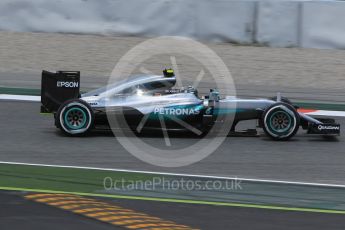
left=153, top=107, right=201, bottom=115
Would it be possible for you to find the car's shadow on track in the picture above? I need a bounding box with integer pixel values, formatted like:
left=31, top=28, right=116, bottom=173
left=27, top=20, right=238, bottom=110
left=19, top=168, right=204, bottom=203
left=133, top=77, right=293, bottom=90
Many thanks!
left=53, top=130, right=114, bottom=138
left=54, top=130, right=340, bottom=142
left=54, top=129, right=203, bottom=139
left=256, top=135, right=339, bottom=142
left=307, top=135, right=340, bottom=142
left=260, top=137, right=300, bottom=142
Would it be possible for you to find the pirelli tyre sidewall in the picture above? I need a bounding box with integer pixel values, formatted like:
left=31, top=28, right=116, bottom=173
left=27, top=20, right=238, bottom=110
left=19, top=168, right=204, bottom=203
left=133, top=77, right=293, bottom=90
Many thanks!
left=56, top=99, right=94, bottom=136
left=262, top=102, right=300, bottom=141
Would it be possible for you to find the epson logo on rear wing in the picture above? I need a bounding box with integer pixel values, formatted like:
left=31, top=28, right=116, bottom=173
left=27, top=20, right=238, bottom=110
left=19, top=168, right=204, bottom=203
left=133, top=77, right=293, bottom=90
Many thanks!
left=57, top=81, right=79, bottom=88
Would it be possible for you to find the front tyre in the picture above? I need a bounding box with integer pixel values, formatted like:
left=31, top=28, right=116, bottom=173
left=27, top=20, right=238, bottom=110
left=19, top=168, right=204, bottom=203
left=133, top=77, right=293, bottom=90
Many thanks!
left=56, top=99, right=94, bottom=136
left=262, top=102, right=300, bottom=141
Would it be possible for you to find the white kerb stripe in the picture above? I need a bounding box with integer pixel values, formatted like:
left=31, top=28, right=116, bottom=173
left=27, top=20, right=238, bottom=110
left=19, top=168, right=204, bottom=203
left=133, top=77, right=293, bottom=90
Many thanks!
left=0, top=94, right=40, bottom=102
left=303, top=110, right=345, bottom=117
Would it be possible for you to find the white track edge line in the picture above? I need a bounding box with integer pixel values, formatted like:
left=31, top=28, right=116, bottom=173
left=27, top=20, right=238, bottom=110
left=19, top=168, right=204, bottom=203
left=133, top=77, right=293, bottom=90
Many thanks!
left=0, top=161, right=345, bottom=188
left=0, top=94, right=40, bottom=101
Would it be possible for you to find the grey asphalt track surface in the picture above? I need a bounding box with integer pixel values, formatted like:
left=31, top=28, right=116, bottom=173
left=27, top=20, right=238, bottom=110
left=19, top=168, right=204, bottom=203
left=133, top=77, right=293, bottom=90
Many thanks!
left=0, top=100, right=344, bottom=185
left=1, top=32, right=345, bottom=229
left=1, top=190, right=345, bottom=230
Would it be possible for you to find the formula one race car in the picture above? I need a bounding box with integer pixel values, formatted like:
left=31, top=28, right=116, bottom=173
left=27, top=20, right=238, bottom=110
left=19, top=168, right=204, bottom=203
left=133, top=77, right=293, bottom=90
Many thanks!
left=40, top=69, right=340, bottom=140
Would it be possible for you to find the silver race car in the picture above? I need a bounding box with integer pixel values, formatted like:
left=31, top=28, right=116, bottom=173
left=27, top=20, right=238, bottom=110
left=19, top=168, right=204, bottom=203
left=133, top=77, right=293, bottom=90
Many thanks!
left=40, top=69, right=340, bottom=140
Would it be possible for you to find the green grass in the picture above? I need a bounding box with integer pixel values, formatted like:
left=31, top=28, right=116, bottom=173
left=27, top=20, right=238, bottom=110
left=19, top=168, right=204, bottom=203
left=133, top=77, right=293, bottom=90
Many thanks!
left=0, top=87, right=41, bottom=96
left=2, top=186, right=345, bottom=215
left=2, top=163, right=345, bottom=214
left=0, top=164, right=154, bottom=193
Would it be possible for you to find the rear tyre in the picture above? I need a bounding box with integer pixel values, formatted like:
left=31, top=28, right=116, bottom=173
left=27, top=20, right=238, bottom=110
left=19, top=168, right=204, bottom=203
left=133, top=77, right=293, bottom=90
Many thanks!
left=262, top=102, right=300, bottom=141
left=56, top=99, right=94, bottom=136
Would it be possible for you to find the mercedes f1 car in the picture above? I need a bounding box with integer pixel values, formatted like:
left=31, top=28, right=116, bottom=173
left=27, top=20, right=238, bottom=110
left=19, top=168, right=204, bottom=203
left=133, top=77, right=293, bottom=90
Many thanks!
left=40, top=69, right=340, bottom=140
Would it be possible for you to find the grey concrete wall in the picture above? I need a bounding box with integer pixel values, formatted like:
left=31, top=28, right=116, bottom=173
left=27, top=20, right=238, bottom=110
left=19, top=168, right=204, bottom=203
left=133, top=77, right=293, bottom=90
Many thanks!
left=0, top=0, right=345, bottom=49
left=301, top=1, right=345, bottom=49
left=0, top=0, right=254, bottom=44
left=256, top=1, right=301, bottom=47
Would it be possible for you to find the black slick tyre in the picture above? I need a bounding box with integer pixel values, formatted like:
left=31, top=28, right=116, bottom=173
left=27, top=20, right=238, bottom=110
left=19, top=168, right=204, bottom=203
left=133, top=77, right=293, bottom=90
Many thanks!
left=262, top=102, right=300, bottom=141
left=56, top=99, right=94, bottom=136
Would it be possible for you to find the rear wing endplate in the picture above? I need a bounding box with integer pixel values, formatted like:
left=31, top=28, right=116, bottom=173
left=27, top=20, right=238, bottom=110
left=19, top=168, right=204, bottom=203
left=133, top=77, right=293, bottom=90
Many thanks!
left=41, top=70, right=80, bottom=113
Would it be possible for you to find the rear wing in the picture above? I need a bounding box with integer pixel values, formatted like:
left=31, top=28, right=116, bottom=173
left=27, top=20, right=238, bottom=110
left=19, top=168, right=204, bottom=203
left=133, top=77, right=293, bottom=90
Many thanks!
left=41, top=70, right=80, bottom=113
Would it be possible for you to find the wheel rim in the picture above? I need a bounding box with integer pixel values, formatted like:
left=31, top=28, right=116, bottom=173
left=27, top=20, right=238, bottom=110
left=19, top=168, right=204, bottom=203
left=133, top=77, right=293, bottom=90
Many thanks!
left=269, top=111, right=292, bottom=133
left=264, top=105, right=297, bottom=139
left=64, top=107, right=87, bottom=130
